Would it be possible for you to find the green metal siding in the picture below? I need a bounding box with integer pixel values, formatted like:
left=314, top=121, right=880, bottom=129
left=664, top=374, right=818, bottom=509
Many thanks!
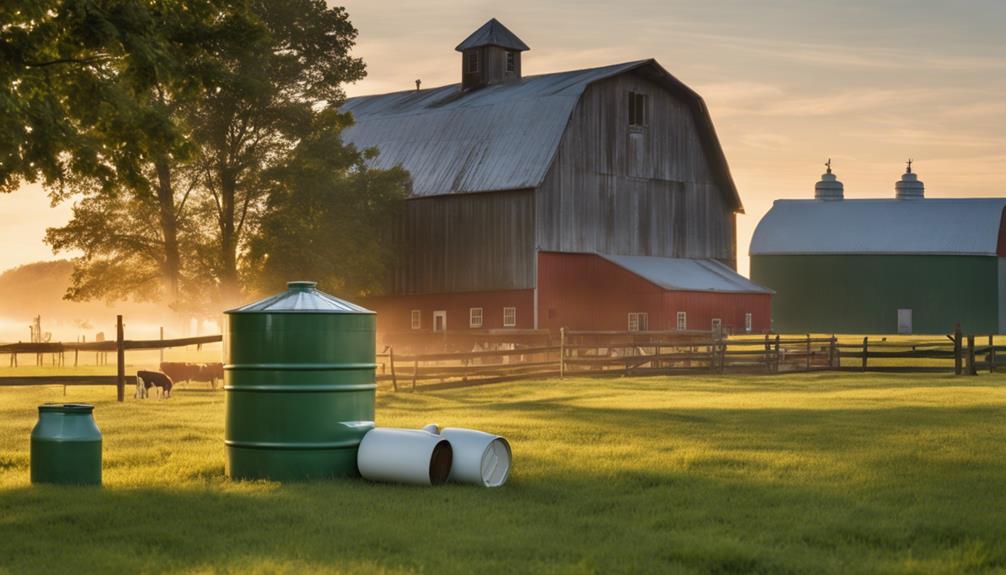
left=750, top=254, right=1000, bottom=334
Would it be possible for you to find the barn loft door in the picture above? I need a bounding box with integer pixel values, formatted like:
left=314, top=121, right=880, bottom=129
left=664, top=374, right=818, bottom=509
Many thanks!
left=897, top=309, right=913, bottom=335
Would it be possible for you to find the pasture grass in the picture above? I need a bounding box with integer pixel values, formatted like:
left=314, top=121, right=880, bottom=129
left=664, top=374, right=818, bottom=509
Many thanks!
left=2, top=372, right=1006, bottom=574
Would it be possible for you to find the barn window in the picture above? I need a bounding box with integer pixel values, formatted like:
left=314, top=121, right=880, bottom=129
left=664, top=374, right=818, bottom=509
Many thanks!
left=628, top=312, right=649, bottom=332
left=745, top=313, right=753, bottom=334
left=503, top=307, right=517, bottom=327
left=469, top=307, right=483, bottom=329
left=628, top=92, right=648, bottom=127
left=467, top=52, right=479, bottom=73
left=506, top=51, right=515, bottom=73
left=711, top=318, right=722, bottom=336
left=676, top=311, right=687, bottom=331
left=410, top=310, right=421, bottom=330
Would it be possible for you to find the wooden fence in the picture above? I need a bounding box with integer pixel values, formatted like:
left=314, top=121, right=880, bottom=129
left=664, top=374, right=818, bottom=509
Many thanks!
left=377, top=331, right=840, bottom=391
left=378, top=328, right=1006, bottom=391
left=6, top=319, right=1004, bottom=397
left=0, top=315, right=222, bottom=401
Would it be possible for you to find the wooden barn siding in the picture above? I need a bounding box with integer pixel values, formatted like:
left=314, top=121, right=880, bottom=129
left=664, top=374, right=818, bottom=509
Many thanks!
left=392, top=189, right=535, bottom=294
left=536, top=72, right=736, bottom=267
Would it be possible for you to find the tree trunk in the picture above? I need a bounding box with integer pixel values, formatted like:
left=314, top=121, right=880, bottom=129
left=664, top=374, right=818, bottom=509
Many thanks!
left=154, top=157, right=182, bottom=307
left=219, top=172, right=241, bottom=306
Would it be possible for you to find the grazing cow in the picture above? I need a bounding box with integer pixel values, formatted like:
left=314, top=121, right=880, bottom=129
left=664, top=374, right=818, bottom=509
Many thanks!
left=159, top=362, right=224, bottom=389
left=136, top=370, right=174, bottom=399
left=159, top=362, right=200, bottom=384
left=198, top=363, right=224, bottom=389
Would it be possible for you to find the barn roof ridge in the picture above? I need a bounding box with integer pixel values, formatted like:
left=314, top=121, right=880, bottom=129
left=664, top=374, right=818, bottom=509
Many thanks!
left=340, top=59, right=741, bottom=211
left=344, top=60, right=651, bottom=112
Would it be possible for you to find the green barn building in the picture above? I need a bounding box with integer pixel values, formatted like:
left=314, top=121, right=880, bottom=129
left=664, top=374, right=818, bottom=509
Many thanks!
left=750, top=165, right=1006, bottom=334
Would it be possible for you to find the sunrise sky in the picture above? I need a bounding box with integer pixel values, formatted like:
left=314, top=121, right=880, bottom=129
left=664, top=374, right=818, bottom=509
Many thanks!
left=1, top=0, right=1004, bottom=275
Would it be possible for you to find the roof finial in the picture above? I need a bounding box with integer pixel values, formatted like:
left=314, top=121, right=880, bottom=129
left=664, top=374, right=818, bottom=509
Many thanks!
left=825, top=158, right=832, bottom=174
left=415, top=79, right=422, bottom=92
left=906, top=158, right=913, bottom=174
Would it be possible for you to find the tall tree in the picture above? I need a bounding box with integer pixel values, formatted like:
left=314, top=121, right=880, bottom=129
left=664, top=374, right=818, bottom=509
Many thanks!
left=188, top=0, right=365, bottom=306
left=42, top=1, right=257, bottom=310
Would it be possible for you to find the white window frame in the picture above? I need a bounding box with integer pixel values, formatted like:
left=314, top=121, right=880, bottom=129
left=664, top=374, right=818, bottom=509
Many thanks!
left=503, top=306, right=517, bottom=328
left=433, top=310, right=447, bottom=333
left=744, top=313, right=753, bottom=334
left=676, top=311, right=687, bottom=331
left=469, top=307, right=483, bottom=329
left=628, top=312, right=648, bottom=332
left=410, top=309, right=421, bottom=330
left=712, top=318, right=722, bottom=335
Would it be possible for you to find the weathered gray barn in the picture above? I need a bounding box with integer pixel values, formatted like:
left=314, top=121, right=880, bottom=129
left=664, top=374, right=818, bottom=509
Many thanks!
left=345, top=19, right=769, bottom=335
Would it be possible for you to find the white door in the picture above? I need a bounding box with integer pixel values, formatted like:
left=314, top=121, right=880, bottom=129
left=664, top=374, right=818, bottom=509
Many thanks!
left=897, top=309, right=913, bottom=335
left=433, top=310, right=447, bottom=333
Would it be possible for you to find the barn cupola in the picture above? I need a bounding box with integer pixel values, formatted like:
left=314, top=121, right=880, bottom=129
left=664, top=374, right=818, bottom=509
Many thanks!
left=815, top=159, right=844, bottom=200
left=895, top=159, right=924, bottom=200
left=455, top=18, right=529, bottom=91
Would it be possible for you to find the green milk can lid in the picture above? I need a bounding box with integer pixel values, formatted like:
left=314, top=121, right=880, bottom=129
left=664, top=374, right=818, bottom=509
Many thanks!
left=38, top=403, right=94, bottom=414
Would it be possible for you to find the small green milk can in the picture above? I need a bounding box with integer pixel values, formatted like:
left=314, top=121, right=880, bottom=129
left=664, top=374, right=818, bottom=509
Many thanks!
left=30, top=404, right=102, bottom=485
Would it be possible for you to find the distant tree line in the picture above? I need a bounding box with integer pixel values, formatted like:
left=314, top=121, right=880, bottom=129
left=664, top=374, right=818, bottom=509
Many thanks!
left=0, top=0, right=408, bottom=312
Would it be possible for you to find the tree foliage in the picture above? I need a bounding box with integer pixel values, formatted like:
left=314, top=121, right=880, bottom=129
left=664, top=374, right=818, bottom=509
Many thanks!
left=3, top=1, right=406, bottom=312
left=248, top=111, right=410, bottom=298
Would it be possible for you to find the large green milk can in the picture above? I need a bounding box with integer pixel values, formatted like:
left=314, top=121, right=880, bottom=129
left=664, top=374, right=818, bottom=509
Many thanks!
left=30, top=404, right=102, bottom=485
left=224, top=281, right=376, bottom=480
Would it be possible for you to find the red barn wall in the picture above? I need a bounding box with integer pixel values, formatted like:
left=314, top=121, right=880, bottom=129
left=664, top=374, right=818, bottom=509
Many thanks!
left=363, top=289, right=535, bottom=335
left=537, top=252, right=771, bottom=333
left=663, top=291, right=771, bottom=334
left=538, top=252, right=665, bottom=331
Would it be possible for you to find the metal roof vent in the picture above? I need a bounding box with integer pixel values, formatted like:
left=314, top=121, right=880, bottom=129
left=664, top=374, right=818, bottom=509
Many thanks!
left=895, top=159, right=924, bottom=200
left=815, top=159, right=844, bottom=200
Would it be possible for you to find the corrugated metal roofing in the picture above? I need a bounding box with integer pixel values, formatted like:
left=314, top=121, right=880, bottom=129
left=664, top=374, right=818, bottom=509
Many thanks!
left=227, top=281, right=373, bottom=314
left=455, top=18, right=529, bottom=52
left=600, top=254, right=773, bottom=294
left=750, top=198, right=1006, bottom=256
left=340, top=60, right=742, bottom=210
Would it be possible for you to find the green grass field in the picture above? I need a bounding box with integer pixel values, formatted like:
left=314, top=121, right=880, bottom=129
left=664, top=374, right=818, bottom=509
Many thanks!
left=2, top=373, right=1006, bottom=574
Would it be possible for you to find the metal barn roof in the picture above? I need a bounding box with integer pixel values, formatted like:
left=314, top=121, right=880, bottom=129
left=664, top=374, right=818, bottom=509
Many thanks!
left=455, top=18, right=529, bottom=52
left=340, top=60, right=741, bottom=210
left=750, top=198, right=1006, bottom=256
left=601, top=254, right=773, bottom=294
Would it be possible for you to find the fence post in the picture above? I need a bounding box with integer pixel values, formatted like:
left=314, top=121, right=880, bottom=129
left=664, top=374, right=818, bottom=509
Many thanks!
left=116, top=315, right=125, bottom=402
left=389, top=347, right=398, bottom=392
left=411, top=358, right=418, bottom=392
left=967, top=335, right=977, bottom=376
left=559, top=327, right=566, bottom=379
left=159, top=326, right=164, bottom=365
left=805, top=334, right=812, bottom=371
left=991, top=335, right=997, bottom=373
left=862, top=337, right=868, bottom=372
left=773, top=335, right=781, bottom=373
left=954, top=324, right=963, bottom=376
